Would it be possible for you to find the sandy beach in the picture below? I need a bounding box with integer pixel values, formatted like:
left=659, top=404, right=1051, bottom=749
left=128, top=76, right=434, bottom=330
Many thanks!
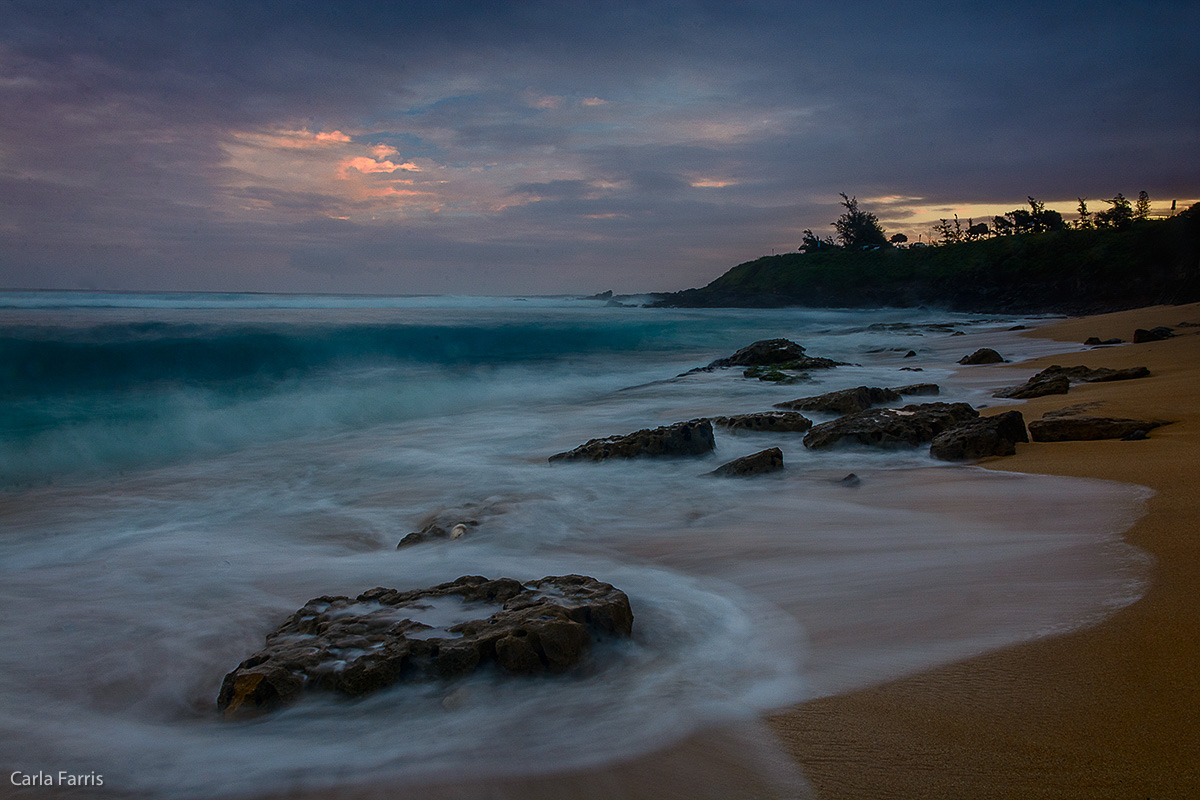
left=328, top=303, right=1200, bottom=800
left=771, top=302, right=1200, bottom=798
left=267, top=303, right=1200, bottom=800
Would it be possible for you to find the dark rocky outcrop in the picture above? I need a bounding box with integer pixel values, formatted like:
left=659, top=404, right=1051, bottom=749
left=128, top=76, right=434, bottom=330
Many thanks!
left=1041, top=402, right=1105, bottom=418
left=803, top=402, right=979, bottom=450
left=1039, top=365, right=1151, bottom=383
left=775, top=383, right=940, bottom=415
left=892, top=382, right=940, bottom=397
left=709, top=447, right=784, bottom=477
left=742, top=365, right=808, bottom=383
left=1028, top=416, right=1173, bottom=442
left=929, top=411, right=1028, bottom=461
left=708, top=338, right=808, bottom=368
left=217, top=575, right=634, bottom=718
left=958, top=348, right=1006, bottom=365
left=994, top=364, right=1150, bottom=400
left=1084, top=337, right=1124, bottom=346
left=1133, top=327, right=1174, bottom=343
left=710, top=411, right=813, bottom=433
left=706, top=339, right=846, bottom=371
left=550, top=419, right=714, bottom=461
left=994, top=375, right=1070, bottom=399
left=775, top=386, right=901, bottom=415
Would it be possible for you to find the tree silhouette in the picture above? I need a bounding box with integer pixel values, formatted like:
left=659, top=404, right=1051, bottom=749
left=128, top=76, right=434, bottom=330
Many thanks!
left=1076, top=198, right=1092, bottom=229
left=1096, top=193, right=1133, bottom=228
left=1135, top=190, right=1151, bottom=221
left=800, top=228, right=836, bottom=252
left=831, top=194, right=889, bottom=249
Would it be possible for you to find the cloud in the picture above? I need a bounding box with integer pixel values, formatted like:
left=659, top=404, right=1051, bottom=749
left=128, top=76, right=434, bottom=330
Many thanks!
left=338, top=156, right=421, bottom=176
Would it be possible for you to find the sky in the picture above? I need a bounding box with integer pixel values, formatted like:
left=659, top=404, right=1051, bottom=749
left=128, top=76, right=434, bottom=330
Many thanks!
left=1, top=0, right=1198, bottom=295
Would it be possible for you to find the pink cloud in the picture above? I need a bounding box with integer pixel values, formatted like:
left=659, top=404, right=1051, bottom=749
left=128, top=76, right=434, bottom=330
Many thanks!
left=339, top=156, right=421, bottom=176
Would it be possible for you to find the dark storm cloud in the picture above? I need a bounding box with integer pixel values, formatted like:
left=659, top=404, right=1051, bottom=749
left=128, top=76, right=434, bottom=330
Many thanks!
left=0, top=0, right=1197, bottom=293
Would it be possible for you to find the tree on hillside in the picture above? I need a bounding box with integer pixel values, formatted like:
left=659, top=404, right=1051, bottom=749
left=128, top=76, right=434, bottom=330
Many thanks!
left=1096, top=193, right=1133, bottom=228
left=799, top=228, right=837, bottom=252
left=1076, top=198, right=1092, bottom=229
left=966, top=219, right=990, bottom=240
left=889, top=233, right=908, bottom=245
left=933, top=215, right=964, bottom=244
left=831, top=193, right=889, bottom=249
left=1135, top=190, right=1152, bottom=221
left=995, top=197, right=1064, bottom=235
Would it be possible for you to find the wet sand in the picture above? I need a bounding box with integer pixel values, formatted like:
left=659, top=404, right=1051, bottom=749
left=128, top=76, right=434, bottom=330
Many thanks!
left=770, top=302, right=1200, bottom=798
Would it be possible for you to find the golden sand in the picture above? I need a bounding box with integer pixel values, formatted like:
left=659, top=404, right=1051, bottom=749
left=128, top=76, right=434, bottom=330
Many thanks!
left=770, top=302, right=1200, bottom=798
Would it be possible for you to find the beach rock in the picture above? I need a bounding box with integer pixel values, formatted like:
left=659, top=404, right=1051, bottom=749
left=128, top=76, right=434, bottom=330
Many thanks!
left=1040, top=402, right=1105, bottom=418
left=711, top=411, right=813, bottom=433
left=217, top=575, right=634, bottom=718
left=899, top=367, right=924, bottom=372
left=742, top=365, right=807, bottom=383
left=903, top=350, right=917, bottom=358
left=1132, top=327, right=1173, bottom=343
left=709, top=447, right=784, bottom=477
left=891, top=382, right=940, bottom=397
left=994, top=365, right=1150, bottom=400
left=958, top=348, right=1006, bottom=365
left=549, top=419, right=714, bottom=461
left=803, top=402, right=979, bottom=450
left=707, top=338, right=808, bottom=368
left=707, top=339, right=846, bottom=371
left=836, top=473, right=862, bottom=487
left=1028, top=416, right=1173, bottom=442
left=1084, top=337, right=1123, bottom=346
left=775, top=386, right=901, bottom=415
left=994, top=374, right=1070, bottom=399
left=1121, top=429, right=1150, bottom=441
left=929, top=411, right=1028, bottom=461
left=1036, top=365, right=1151, bottom=383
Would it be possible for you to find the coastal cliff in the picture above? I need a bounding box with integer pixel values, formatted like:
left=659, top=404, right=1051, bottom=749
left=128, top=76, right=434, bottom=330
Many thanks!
left=654, top=205, right=1200, bottom=313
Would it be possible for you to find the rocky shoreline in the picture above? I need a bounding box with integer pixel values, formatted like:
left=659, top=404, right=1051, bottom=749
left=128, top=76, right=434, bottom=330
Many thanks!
left=219, top=329, right=1168, bottom=728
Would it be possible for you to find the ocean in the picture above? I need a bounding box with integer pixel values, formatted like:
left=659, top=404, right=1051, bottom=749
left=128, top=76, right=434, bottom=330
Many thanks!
left=0, top=292, right=1149, bottom=798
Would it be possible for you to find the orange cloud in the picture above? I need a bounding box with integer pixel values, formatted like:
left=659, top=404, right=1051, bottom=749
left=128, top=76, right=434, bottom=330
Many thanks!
left=339, top=156, right=421, bottom=177
left=232, top=128, right=353, bottom=150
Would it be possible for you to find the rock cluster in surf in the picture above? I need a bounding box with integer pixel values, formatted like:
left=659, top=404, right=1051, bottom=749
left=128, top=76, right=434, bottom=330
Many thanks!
left=218, top=575, right=634, bottom=718
left=549, top=419, right=714, bottom=461
left=802, top=402, right=980, bottom=450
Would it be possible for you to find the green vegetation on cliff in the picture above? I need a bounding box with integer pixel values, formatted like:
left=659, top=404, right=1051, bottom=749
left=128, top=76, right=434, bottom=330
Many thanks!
left=657, top=204, right=1200, bottom=313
